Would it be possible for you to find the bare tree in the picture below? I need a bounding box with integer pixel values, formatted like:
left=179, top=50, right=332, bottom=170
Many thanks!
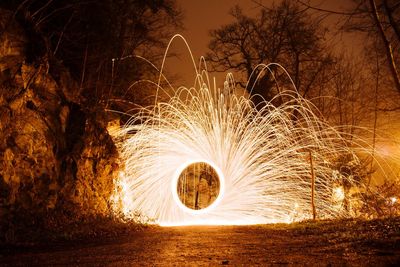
left=317, top=55, right=372, bottom=129
left=368, top=0, right=400, bottom=93
left=297, top=0, right=400, bottom=95
left=206, top=0, right=333, bottom=107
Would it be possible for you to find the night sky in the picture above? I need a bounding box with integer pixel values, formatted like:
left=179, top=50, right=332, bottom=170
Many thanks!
left=169, top=0, right=361, bottom=87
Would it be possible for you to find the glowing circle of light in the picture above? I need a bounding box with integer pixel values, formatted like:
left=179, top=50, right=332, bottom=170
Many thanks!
left=111, top=35, right=397, bottom=226
left=114, top=81, right=363, bottom=226
left=171, top=160, right=225, bottom=215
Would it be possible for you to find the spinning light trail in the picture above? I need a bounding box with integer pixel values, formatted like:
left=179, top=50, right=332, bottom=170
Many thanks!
left=111, top=35, right=390, bottom=226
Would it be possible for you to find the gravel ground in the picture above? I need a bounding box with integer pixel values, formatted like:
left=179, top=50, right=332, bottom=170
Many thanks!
left=1, top=218, right=399, bottom=266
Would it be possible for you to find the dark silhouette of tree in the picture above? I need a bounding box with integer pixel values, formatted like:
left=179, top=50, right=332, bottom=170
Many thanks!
left=298, top=0, right=400, bottom=96
left=206, top=0, right=333, bottom=107
left=368, top=0, right=400, bottom=94
left=0, top=0, right=182, bottom=108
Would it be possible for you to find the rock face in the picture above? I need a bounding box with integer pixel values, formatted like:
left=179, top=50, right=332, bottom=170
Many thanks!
left=0, top=9, right=118, bottom=240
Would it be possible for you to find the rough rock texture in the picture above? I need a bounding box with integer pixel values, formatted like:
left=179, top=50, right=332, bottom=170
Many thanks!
left=0, top=9, right=119, bottom=242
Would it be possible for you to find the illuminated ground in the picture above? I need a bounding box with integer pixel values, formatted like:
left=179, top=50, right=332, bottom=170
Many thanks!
left=1, top=218, right=399, bottom=266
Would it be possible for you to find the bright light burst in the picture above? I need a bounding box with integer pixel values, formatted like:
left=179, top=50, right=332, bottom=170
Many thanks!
left=111, top=35, right=384, bottom=226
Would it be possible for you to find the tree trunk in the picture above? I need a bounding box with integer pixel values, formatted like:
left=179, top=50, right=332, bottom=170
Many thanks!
left=369, top=0, right=400, bottom=94
left=369, top=52, right=380, bottom=186
left=309, top=151, right=316, bottom=220
left=383, top=0, right=400, bottom=41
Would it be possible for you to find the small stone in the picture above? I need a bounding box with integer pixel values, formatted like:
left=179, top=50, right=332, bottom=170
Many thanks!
left=222, top=259, right=229, bottom=265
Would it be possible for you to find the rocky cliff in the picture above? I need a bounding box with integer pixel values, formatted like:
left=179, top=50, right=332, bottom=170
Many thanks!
left=0, top=9, right=119, bottom=243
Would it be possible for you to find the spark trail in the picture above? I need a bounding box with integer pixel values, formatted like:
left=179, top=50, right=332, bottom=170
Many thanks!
left=111, top=35, right=390, bottom=226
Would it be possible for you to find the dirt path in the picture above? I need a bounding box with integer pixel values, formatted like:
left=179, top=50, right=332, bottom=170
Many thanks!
left=1, top=219, right=399, bottom=266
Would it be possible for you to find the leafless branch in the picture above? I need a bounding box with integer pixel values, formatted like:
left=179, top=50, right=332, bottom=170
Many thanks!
left=296, top=0, right=362, bottom=16
left=369, top=0, right=400, bottom=93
